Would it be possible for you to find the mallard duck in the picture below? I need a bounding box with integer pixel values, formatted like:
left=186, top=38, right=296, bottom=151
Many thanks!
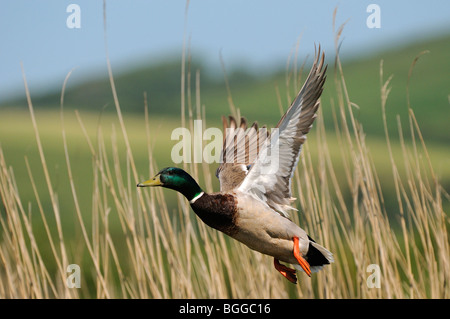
left=138, top=48, right=333, bottom=284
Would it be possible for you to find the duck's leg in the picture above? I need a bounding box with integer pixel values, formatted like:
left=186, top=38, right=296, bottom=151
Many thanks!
left=274, top=258, right=297, bottom=284
left=293, top=237, right=312, bottom=277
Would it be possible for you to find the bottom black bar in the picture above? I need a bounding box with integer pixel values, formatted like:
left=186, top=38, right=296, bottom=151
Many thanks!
left=0, top=299, right=445, bottom=318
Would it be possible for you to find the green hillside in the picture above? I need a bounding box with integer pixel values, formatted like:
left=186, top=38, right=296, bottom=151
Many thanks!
left=4, top=33, right=450, bottom=143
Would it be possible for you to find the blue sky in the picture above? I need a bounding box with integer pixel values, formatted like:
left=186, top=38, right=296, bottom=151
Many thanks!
left=1, top=0, right=449, bottom=101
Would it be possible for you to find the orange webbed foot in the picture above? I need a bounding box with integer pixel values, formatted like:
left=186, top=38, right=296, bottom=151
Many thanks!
left=293, top=236, right=311, bottom=277
left=274, top=258, right=297, bottom=284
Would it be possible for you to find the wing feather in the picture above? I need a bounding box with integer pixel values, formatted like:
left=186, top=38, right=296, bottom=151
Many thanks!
left=238, top=47, right=327, bottom=217
left=216, top=116, right=269, bottom=192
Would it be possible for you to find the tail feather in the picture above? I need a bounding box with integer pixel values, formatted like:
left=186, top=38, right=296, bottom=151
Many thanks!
left=294, top=236, right=334, bottom=273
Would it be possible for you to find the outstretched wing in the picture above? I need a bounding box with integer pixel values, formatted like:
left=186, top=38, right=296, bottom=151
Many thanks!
left=216, top=116, right=269, bottom=192
left=238, top=48, right=327, bottom=217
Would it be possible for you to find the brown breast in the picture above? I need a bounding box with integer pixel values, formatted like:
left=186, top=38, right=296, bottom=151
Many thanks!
left=190, top=193, right=239, bottom=236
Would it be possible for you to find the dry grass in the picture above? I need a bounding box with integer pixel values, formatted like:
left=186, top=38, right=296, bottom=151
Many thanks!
left=0, top=11, right=449, bottom=298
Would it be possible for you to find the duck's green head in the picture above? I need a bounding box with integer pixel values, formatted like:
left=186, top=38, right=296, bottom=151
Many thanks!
left=137, top=167, right=202, bottom=201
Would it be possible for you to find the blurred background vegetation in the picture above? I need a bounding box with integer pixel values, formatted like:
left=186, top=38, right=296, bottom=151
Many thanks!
left=5, top=33, right=450, bottom=145
left=1, top=33, right=449, bottom=220
left=0, top=2, right=449, bottom=296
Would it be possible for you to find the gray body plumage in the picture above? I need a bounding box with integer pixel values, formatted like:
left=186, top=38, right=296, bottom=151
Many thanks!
left=229, top=190, right=333, bottom=272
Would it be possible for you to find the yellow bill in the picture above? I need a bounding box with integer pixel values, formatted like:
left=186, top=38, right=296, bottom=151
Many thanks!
left=137, top=174, right=162, bottom=187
